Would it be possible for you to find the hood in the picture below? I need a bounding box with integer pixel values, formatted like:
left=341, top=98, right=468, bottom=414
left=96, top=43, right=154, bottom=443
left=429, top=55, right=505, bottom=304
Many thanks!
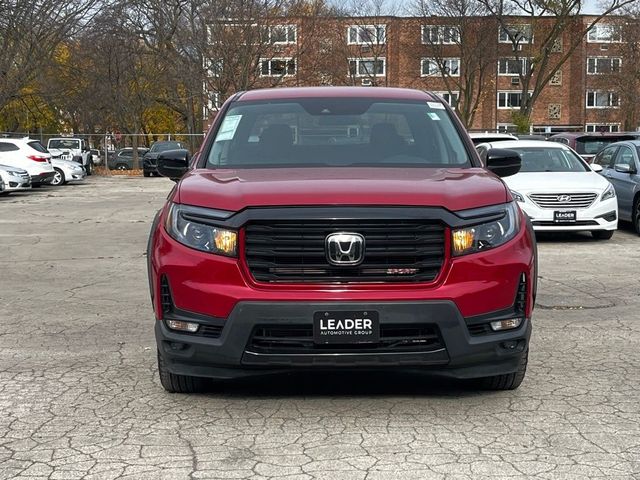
left=504, top=171, right=610, bottom=193
left=51, top=158, right=82, bottom=168
left=175, top=167, right=509, bottom=212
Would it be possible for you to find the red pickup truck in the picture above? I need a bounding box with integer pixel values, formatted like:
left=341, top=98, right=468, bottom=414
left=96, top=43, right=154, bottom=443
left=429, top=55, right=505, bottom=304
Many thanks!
left=147, top=87, right=536, bottom=393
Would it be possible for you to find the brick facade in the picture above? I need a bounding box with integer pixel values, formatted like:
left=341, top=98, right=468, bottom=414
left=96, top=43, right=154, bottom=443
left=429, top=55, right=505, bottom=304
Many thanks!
left=205, top=15, right=636, bottom=133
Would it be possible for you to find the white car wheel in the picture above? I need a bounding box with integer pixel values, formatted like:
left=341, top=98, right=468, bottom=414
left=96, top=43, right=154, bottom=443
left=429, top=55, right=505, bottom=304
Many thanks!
left=51, top=168, right=65, bottom=186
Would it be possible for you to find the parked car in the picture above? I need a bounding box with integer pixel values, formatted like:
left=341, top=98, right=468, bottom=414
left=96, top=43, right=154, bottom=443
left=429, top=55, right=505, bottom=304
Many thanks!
left=148, top=87, right=536, bottom=393
left=0, top=138, right=55, bottom=186
left=547, top=132, right=640, bottom=163
left=468, top=132, right=518, bottom=145
left=50, top=158, right=87, bottom=186
left=0, top=164, right=31, bottom=194
left=108, top=147, right=149, bottom=170
left=476, top=140, right=617, bottom=239
left=47, top=137, right=93, bottom=175
left=592, top=140, right=640, bottom=234
left=143, top=141, right=186, bottom=177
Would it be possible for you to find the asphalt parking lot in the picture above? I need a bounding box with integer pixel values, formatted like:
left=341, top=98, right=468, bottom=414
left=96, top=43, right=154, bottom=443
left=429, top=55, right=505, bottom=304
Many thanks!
left=1, top=176, right=639, bottom=480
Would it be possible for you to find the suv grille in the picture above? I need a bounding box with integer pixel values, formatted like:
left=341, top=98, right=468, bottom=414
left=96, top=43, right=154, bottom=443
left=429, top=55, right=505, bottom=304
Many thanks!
left=528, top=193, right=597, bottom=209
left=244, top=220, right=445, bottom=283
left=248, top=324, right=443, bottom=354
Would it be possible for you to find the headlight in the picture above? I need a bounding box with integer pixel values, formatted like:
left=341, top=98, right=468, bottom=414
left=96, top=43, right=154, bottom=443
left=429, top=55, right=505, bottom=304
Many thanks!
left=7, top=170, right=22, bottom=177
left=165, top=203, right=237, bottom=256
left=452, top=202, right=521, bottom=256
left=601, top=184, right=616, bottom=201
left=510, top=190, right=525, bottom=203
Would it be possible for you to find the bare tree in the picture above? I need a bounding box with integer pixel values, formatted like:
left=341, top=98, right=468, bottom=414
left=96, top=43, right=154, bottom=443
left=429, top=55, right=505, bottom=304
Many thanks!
left=610, top=8, right=640, bottom=131
left=0, top=0, right=98, bottom=112
left=414, top=0, right=497, bottom=127
left=478, top=0, right=637, bottom=132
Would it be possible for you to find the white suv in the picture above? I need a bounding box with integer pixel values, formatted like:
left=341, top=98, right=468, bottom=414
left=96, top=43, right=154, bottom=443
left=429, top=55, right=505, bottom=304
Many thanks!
left=0, top=138, right=55, bottom=186
left=47, top=137, right=92, bottom=175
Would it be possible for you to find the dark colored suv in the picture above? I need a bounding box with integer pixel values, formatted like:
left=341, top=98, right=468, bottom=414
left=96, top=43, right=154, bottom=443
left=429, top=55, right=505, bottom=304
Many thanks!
left=143, top=141, right=186, bottom=177
left=148, top=87, right=536, bottom=393
left=548, top=132, right=640, bottom=163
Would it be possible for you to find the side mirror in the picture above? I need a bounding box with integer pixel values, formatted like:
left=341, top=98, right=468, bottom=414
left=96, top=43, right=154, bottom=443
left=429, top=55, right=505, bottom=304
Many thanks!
left=591, top=163, right=604, bottom=173
left=157, top=149, right=190, bottom=180
left=485, top=148, right=521, bottom=178
left=614, top=164, right=635, bottom=174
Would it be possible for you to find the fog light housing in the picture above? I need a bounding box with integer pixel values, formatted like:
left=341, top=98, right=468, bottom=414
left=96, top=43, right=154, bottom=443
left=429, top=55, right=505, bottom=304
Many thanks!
left=166, top=319, right=199, bottom=333
left=490, top=317, right=523, bottom=331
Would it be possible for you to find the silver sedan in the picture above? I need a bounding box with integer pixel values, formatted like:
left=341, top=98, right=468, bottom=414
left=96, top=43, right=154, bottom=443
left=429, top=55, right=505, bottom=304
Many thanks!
left=50, top=158, right=87, bottom=186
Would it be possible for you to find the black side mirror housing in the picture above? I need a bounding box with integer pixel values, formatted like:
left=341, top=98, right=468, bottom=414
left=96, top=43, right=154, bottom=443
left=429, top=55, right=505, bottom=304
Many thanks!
left=485, top=148, right=522, bottom=177
left=157, top=149, right=190, bottom=180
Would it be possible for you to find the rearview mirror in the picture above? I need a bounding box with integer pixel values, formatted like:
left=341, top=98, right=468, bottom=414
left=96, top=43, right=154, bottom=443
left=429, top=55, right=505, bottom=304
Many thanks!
left=485, top=148, right=521, bottom=178
left=591, top=163, right=603, bottom=173
left=157, top=149, right=190, bottom=180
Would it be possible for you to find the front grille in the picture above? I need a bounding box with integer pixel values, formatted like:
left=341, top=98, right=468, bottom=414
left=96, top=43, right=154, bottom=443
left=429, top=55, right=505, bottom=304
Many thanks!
left=247, top=324, right=443, bottom=354
left=244, top=220, right=445, bottom=283
left=531, top=220, right=598, bottom=227
left=160, top=276, right=172, bottom=313
left=529, top=193, right=597, bottom=209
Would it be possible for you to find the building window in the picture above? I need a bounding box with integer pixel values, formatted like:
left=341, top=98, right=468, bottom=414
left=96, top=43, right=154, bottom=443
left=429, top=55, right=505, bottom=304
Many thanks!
left=203, top=92, right=220, bottom=118
left=497, top=123, right=516, bottom=133
left=421, top=25, right=460, bottom=44
left=498, top=58, right=530, bottom=76
left=499, top=24, right=533, bottom=44
left=587, top=24, right=622, bottom=43
left=585, top=123, right=620, bottom=132
left=586, top=91, right=620, bottom=108
left=421, top=58, right=460, bottom=77
left=259, top=58, right=296, bottom=77
left=586, top=57, right=621, bottom=74
left=267, top=25, right=297, bottom=44
left=497, top=91, right=530, bottom=109
left=433, top=91, right=459, bottom=108
left=347, top=25, right=386, bottom=45
left=349, top=58, right=386, bottom=77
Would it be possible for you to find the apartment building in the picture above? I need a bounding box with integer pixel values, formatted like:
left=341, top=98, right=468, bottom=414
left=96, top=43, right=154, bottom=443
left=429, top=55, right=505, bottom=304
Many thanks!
left=204, top=15, right=636, bottom=133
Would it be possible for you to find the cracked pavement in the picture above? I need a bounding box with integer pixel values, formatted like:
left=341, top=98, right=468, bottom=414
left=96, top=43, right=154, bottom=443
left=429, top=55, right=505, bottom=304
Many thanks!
left=0, top=176, right=639, bottom=480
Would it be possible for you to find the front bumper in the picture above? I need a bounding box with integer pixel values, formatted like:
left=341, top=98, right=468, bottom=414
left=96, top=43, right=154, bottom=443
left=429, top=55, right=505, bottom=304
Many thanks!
left=156, top=301, right=531, bottom=380
left=518, top=198, right=617, bottom=231
left=30, top=171, right=56, bottom=185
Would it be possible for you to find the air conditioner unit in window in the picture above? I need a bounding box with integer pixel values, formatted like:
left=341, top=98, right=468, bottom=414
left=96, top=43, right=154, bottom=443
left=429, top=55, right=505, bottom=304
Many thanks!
left=600, top=44, right=609, bottom=51
left=361, top=78, right=373, bottom=86
left=512, top=44, right=523, bottom=51
left=361, top=45, right=371, bottom=52
left=511, top=77, right=520, bottom=85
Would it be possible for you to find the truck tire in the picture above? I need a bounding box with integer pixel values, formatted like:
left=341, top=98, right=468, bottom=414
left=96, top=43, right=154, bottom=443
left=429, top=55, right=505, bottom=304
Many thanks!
left=157, top=350, right=206, bottom=393
left=477, top=349, right=528, bottom=390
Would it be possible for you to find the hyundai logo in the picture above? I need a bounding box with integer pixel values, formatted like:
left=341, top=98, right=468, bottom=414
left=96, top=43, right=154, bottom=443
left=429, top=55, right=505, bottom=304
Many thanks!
left=557, top=195, right=572, bottom=202
left=326, top=232, right=365, bottom=266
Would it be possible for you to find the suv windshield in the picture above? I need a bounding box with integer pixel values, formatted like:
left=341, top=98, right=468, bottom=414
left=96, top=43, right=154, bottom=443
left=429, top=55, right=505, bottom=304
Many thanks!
left=514, top=147, right=588, bottom=172
left=206, top=99, right=470, bottom=168
left=151, top=142, right=182, bottom=152
left=49, top=139, right=80, bottom=150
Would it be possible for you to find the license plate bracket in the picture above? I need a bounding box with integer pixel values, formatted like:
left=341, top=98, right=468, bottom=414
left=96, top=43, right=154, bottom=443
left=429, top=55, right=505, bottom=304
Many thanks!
left=313, top=311, right=379, bottom=344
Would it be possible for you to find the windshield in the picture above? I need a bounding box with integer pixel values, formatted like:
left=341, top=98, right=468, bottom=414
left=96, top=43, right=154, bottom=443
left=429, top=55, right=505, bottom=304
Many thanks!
left=48, top=139, right=80, bottom=150
left=206, top=99, right=470, bottom=168
left=576, top=136, right=634, bottom=155
left=514, top=147, right=588, bottom=172
left=151, top=142, right=182, bottom=152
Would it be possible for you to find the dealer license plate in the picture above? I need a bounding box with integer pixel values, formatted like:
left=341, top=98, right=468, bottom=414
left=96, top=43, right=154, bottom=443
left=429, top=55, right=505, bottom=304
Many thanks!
left=313, top=311, right=379, bottom=344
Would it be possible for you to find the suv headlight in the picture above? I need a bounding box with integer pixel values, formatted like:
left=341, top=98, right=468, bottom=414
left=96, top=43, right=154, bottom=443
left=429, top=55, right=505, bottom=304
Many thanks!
left=452, top=202, right=521, bottom=256
left=601, top=184, right=616, bottom=201
left=165, top=203, right=237, bottom=256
